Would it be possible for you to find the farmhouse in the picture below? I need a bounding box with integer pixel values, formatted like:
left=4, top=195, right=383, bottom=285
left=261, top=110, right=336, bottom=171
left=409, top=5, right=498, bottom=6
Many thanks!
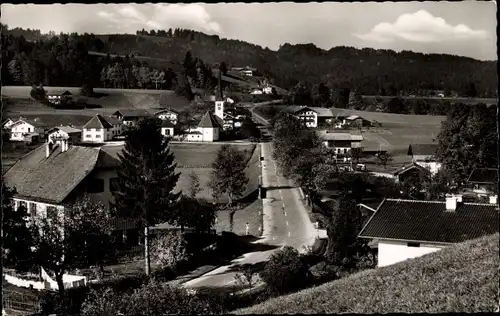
left=344, top=115, right=371, bottom=128
left=82, top=114, right=122, bottom=143
left=230, top=66, right=256, bottom=77
left=9, top=118, right=47, bottom=142
left=318, top=131, right=363, bottom=155
left=160, top=120, right=175, bottom=138
left=112, top=109, right=151, bottom=126
left=407, top=143, right=442, bottom=175
left=185, top=111, right=223, bottom=142
left=465, top=168, right=498, bottom=198
left=47, top=126, right=82, bottom=146
left=393, top=163, right=431, bottom=184
left=2, top=118, right=15, bottom=129
left=282, top=106, right=334, bottom=128
left=3, top=142, right=142, bottom=247
left=47, top=90, right=72, bottom=105
left=155, top=108, right=179, bottom=125
left=358, top=196, right=499, bottom=267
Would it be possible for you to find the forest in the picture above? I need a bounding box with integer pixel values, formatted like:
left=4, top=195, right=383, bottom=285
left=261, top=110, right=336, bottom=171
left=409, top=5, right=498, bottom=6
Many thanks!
left=1, top=24, right=497, bottom=99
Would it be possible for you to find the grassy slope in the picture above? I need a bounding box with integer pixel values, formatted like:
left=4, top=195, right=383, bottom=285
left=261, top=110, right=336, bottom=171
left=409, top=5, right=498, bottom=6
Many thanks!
left=235, top=233, right=499, bottom=314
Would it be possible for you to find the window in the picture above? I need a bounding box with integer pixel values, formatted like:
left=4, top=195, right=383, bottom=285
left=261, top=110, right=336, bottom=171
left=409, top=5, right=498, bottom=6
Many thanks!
left=95, top=134, right=101, bottom=138
left=407, top=242, right=420, bottom=248
left=86, top=134, right=91, bottom=138
left=46, top=206, right=58, bottom=221
left=110, top=177, right=120, bottom=192
left=87, top=178, right=105, bottom=193
left=29, top=203, right=37, bottom=217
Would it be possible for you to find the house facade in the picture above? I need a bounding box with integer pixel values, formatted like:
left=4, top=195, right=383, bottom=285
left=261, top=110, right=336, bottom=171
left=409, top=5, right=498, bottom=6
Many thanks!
left=2, top=118, right=15, bottom=129
left=283, top=106, right=334, bottom=128
left=47, top=126, right=82, bottom=146
left=393, top=163, right=431, bottom=184
left=319, top=132, right=363, bottom=155
left=359, top=196, right=499, bottom=267
left=155, top=109, right=179, bottom=125
left=9, top=119, right=46, bottom=142
left=82, top=115, right=122, bottom=143
left=407, top=143, right=442, bottom=175
left=160, top=120, right=175, bottom=138
left=47, top=90, right=72, bottom=105
left=112, top=110, right=151, bottom=126
left=186, top=111, right=222, bottom=142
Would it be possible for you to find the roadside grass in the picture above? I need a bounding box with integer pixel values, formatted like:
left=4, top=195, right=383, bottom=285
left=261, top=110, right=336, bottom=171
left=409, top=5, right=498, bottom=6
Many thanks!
left=173, top=143, right=255, bottom=168
left=235, top=233, right=500, bottom=314
left=215, top=199, right=263, bottom=237
left=330, top=107, right=446, bottom=126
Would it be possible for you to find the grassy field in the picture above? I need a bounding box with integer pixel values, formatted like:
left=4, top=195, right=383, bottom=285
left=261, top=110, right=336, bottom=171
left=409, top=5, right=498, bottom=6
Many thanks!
left=236, top=233, right=499, bottom=314
left=362, top=95, right=498, bottom=106
left=215, top=199, right=263, bottom=236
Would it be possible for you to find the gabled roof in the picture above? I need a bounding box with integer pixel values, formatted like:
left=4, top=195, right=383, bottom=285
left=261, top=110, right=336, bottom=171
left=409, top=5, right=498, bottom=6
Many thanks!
left=198, top=111, right=223, bottom=129
left=408, top=144, right=439, bottom=156
left=467, top=168, right=498, bottom=184
left=47, top=126, right=82, bottom=134
left=3, top=144, right=102, bottom=204
left=154, top=108, right=179, bottom=116
left=113, top=109, right=151, bottom=119
left=358, top=199, right=499, bottom=244
left=393, top=163, right=431, bottom=177
left=47, top=90, right=72, bottom=96
left=11, top=118, right=47, bottom=129
left=289, top=106, right=333, bottom=118
left=83, top=114, right=115, bottom=129
left=320, top=132, right=364, bottom=142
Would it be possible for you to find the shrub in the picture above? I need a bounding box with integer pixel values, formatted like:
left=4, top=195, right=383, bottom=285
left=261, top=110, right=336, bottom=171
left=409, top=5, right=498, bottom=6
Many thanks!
left=260, top=246, right=312, bottom=295
left=30, top=85, right=47, bottom=102
left=151, top=231, right=188, bottom=272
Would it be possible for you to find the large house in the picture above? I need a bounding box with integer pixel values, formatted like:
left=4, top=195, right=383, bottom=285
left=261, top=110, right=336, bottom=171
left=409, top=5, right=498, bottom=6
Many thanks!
left=112, top=109, right=151, bottom=127
left=155, top=108, right=179, bottom=125
left=318, top=131, right=363, bottom=155
left=47, top=126, right=82, bottom=146
left=393, top=162, right=431, bottom=184
left=465, top=168, right=498, bottom=198
left=185, top=111, right=223, bottom=142
left=358, top=196, right=499, bottom=267
left=47, top=90, right=72, bottom=105
left=407, top=143, right=441, bottom=175
left=9, top=118, right=47, bottom=142
left=160, top=120, right=175, bottom=138
left=82, top=115, right=122, bottom=143
left=282, top=106, right=334, bottom=128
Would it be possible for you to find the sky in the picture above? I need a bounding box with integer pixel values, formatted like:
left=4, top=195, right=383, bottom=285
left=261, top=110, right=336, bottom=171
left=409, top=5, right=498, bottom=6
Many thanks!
left=1, top=2, right=497, bottom=61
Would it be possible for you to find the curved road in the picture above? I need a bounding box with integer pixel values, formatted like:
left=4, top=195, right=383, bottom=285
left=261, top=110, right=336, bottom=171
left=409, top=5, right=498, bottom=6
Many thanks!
left=183, top=110, right=318, bottom=289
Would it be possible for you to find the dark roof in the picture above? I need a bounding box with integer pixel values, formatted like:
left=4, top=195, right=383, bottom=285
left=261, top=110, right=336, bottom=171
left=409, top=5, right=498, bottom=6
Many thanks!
left=12, top=118, right=47, bottom=128
left=467, top=168, right=499, bottom=184
left=47, top=126, right=82, bottom=134
left=407, top=144, right=439, bottom=156
left=161, top=120, right=175, bottom=128
left=83, top=114, right=115, bottom=129
left=3, top=144, right=102, bottom=204
left=359, top=199, right=499, bottom=244
left=113, top=109, right=151, bottom=119
left=198, top=111, right=223, bottom=129
left=393, top=163, right=431, bottom=176
left=47, top=90, right=72, bottom=96
left=154, top=108, right=179, bottom=115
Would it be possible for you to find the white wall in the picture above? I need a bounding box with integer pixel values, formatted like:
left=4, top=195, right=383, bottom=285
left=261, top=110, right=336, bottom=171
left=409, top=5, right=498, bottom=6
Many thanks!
left=158, top=113, right=178, bottom=124
left=14, top=198, right=64, bottom=220
left=416, top=161, right=442, bottom=175
left=86, top=169, right=118, bottom=210
left=82, top=128, right=105, bottom=143
left=295, top=111, right=317, bottom=128
left=215, top=101, right=224, bottom=120
left=377, top=239, right=446, bottom=267
left=161, top=127, right=174, bottom=137
left=48, top=130, right=69, bottom=146
left=187, top=133, right=203, bottom=142
left=10, top=122, right=35, bottom=141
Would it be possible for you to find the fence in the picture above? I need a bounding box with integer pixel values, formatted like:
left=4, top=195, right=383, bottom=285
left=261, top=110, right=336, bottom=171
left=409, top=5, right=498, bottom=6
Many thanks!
left=2, top=289, right=41, bottom=316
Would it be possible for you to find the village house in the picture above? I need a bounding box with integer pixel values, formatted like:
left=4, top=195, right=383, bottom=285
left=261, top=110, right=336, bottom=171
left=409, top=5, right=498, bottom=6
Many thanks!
left=47, top=126, right=82, bottom=146
left=82, top=114, right=122, bottom=143
left=393, top=162, right=431, bottom=184
left=185, top=111, right=223, bottom=142
left=47, top=90, right=73, bottom=106
left=318, top=131, right=363, bottom=156
left=343, top=115, right=371, bottom=128
left=112, top=109, right=151, bottom=127
left=154, top=108, right=179, bottom=125
left=465, top=168, right=498, bottom=199
left=358, top=196, right=499, bottom=268
left=407, top=143, right=442, bottom=175
left=230, top=66, right=256, bottom=77
left=2, top=118, right=15, bottom=130
left=160, top=120, right=175, bottom=138
left=9, top=118, right=47, bottom=143
left=282, top=106, right=334, bottom=128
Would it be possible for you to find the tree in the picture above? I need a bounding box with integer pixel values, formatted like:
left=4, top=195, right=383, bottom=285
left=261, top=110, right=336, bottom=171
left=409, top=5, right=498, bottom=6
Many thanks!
left=350, top=147, right=363, bottom=165
left=151, top=231, right=188, bottom=271
left=31, top=196, right=112, bottom=298
left=311, top=83, right=331, bottom=107
left=234, top=263, right=259, bottom=290
left=240, top=118, right=261, bottom=140
left=375, top=152, right=393, bottom=169
left=290, top=81, right=312, bottom=106
left=174, top=196, right=216, bottom=233
left=30, top=84, right=47, bottom=102
left=209, top=145, right=249, bottom=206
left=260, top=246, right=311, bottom=294
left=187, top=170, right=201, bottom=199
left=7, top=59, right=23, bottom=83
left=2, top=181, right=34, bottom=272
left=112, top=118, right=181, bottom=276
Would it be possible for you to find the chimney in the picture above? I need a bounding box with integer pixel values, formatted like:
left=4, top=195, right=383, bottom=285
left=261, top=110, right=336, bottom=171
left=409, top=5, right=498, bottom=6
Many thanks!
left=489, top=195, right=498, bottom=205
left=445, top=194, right=457, bottom=212
left=46, top=141, right=50, bottom=158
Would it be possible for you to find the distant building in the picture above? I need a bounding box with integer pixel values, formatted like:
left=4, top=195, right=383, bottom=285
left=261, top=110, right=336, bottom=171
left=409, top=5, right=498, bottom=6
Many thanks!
left=359, top=196, right=499, bottom=267
left=465, top=168, right=498, bottom=198
left=344, top=115, right=371, bottom=128
left=282, top=106, right=334, bottom=128
left=318, top=131, right=363, bottom=155
left=82, top=115, right=122, bottom=143
left=185, top=111, right=223, bottom=142
left=9, top=118, right=47, bottom=142
left=2, top=118, right=15, bottom=130
left=160, top=120, right=175, bottom=138
left=262, top=85, right=273, bottom=95
left=155, top=108, right=179, bottom=125
left=47, top=90, right=72, bottom=105
left=230, top=66, right=256, bottom=77
left=47, top=126, right=82, bottom=146
left=393, top=163, right=431, bottom=184
left=407, top=143, right=441, bottom=175
left=112, top=109, right=151, bottom=127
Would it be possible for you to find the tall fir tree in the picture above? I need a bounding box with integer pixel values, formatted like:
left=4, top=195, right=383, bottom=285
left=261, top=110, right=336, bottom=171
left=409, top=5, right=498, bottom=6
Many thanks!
left=112, top=118, right=181, bottom=275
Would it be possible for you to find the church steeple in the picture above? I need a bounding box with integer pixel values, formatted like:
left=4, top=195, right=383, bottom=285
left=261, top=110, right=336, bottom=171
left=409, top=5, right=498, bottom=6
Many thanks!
left=215, top=69, right=224, bottom=120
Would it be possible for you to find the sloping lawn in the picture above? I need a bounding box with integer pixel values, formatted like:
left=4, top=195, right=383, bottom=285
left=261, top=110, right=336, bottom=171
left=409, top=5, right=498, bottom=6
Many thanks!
left=235, top=233, right=499, bottom=314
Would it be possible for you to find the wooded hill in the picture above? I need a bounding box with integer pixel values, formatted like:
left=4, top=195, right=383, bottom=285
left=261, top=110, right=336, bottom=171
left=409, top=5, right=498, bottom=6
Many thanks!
left=1, top=25, right=497, bottom=98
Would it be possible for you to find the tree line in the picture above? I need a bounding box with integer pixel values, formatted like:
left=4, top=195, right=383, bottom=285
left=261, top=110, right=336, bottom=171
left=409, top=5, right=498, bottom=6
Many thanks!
left=2, top=24, right=496, bottom=98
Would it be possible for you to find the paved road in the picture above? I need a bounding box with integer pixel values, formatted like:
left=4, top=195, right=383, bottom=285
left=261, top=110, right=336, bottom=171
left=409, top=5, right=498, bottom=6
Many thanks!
left=183, top=111, right=317, bottom=289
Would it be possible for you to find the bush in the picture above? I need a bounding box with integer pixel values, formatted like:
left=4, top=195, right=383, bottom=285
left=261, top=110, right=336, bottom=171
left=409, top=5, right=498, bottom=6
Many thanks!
left=260, top=246, right=312, bottom=295
left=30, top=85, right=47, bottom=102
left=151, top=231, right=188, bottom=272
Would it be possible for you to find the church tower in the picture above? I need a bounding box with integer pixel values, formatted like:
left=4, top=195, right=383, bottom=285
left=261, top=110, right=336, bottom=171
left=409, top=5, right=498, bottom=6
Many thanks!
left=215, top=69, right=224, bottom=121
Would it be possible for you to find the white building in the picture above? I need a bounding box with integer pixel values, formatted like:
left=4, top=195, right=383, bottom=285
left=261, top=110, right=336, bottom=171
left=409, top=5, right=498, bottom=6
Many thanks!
left=47, top=126, right=82, bottom=146
left=282, top=106, right=334, bottom=128
left=82, top=114, right=122, bottom=143
left=47, top=90, right=72, bottom=105
left=185, top=111, right=223, bottom=142
left=160, top=120, right=175, bottom=138
left=319, top=131, right=363, bottom=155
left=155, top=108, right=179, bottom=125
left=358, top=196, right=499, bottom=268
left=407, top=144, right=442, bottom=175
left=2, top=118, right=15, bottom=129
left=9, top=118, right=46, bottom=142
left=262, top=85, right=273, bottom=95
left=250, top=89, right=263, bottom=95
left=112, top=109, right=151, bottom=127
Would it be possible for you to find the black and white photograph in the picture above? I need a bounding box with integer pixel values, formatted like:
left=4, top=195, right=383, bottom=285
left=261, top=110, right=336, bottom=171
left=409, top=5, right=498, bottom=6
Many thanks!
left=1, top=1, right=498, bottom=315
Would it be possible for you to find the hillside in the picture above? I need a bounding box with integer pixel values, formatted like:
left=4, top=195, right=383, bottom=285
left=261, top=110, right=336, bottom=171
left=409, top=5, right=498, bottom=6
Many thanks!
left=235, top=233, right=499, bottom=314
left=1, top=26, right=497, bottom=97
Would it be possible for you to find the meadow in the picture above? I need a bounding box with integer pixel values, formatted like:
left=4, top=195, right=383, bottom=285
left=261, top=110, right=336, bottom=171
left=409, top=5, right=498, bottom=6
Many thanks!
left=362, top=95, right=498, bottom=106
left=236, top=233, right=499, bottom=314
